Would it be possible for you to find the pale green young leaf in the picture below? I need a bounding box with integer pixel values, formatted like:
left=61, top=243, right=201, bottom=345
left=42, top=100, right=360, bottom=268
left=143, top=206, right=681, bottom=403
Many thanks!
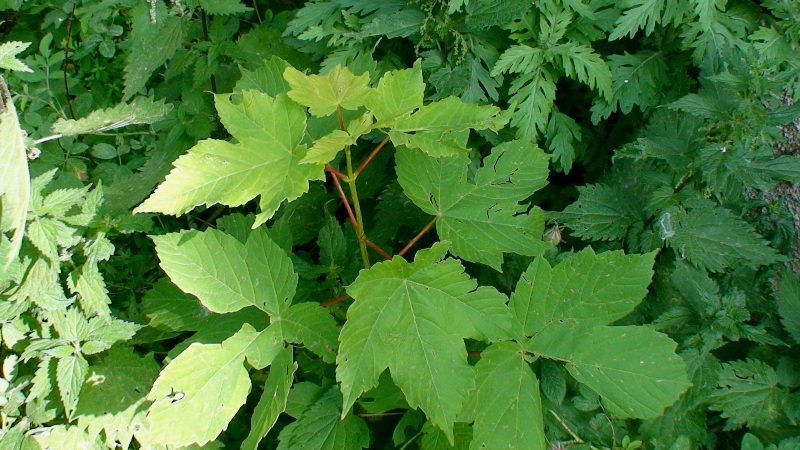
left=123, top=1, right=187, bottom=101
left=709, top=359, right=786, bottom=430
left=528, top=324, right=690, bottom=418
left=666, top=206, right=784, bottom=273
left=389, top=97, right=509, bottom=157
left=552, top=43, right=613, bottom=100
left=26, top=217, right=67, bottom=261
left=135, top=91, right=324, bottom=227
left=235, top=56, right=291, bottom=96
left=396, top=141, right=550, bottom=270
left=510, top=248, right=656, bottom=336
left=52, top=97, right=172, bottom=137
left=242, top=347, right=297, bottom=450
left=82, top=316, right=141, bottom=353
left=275, top=302, right=339, bottom=363
left=75, top=348, right=159, bottom=450
left=145, top=325, right=259, bottom=447
left=0, top=77, right=30, bottom=269
left=339, top=243, right=512, bottom=442
left=778, top=271, right=800, bottom=344
left=57, top=354, right=88, bottom=419
left=198, top=0, right=251, bottom=15
left=303, top=112, right=374, bottom=165
left=284, top=65, right=371, bottom=117
left=365, top=60, right=424, bottom=125
left=277, top=388, right=370, bottom=450
left=152, top=228, right=296, bottom=316
left=463, top=342, right=545, bottom=450
left=0, top=41, right=32, bottom=72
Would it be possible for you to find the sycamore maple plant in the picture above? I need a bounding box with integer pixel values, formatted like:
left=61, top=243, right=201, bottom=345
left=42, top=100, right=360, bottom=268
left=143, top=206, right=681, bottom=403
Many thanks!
left=125, top=58, right=690, bottom=448
left=3, top=0, right=800, bottom=448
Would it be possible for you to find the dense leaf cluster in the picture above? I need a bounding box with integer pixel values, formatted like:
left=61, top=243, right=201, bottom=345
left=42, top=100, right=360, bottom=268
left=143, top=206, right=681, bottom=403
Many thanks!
left=1, top=0, right=799, bottom=449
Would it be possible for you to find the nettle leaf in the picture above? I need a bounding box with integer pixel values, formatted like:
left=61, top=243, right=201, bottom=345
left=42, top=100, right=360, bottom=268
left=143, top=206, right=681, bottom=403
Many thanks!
left=198, top=0, right=251, bottom=15
left=528, top=324, right=690, bottom=418
left=52, top=97, right=172, bottom=137
left=463, top=341, right=545, bottom=450
left=284, top=65, right=372, bottom=117
left=397, top=141, right=550, bottom=270
left=152, top=228, right=296, bottom=316
left=278, top=388, right=370, bottom=450
left=0, top=41, right=32, bottom=72
left=123, top=1, right=187, bottom=101
left=510, top=247, right=657, bottom=336
left=389, top=97, right=510, bottom=157
left=338, top=243, right=512, bottom=442
left=57, top=354, right=89, bottom=419
left=0, top=77, right=30, bottom=269
left=710, top=359, right=787, bottom=430
left=135, top=90, right=324, bottom=227
left=665, top=205, right=784, bottom=273
left=778, top=271, right=800, bottom=344
left=557, top=183, right=644, bottom=241
left=145, top=324, right=260, bottom=447
left=242, top=347, right=297, bottom=450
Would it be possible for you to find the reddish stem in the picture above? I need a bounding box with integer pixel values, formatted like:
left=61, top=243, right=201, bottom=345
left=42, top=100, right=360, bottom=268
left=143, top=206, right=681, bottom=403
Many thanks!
left=327, top=165, right=358, bottom=229
left=364, top=237, right=392, bottom=260
left=326, top=164, right=348, bottom=180
left=468, top=350, right=483, bottom=357
left=321, top=293, right=350, bottom=307
left=398, top=216, right=439, bottom=257
left=355, top=136, right=391, bottom=175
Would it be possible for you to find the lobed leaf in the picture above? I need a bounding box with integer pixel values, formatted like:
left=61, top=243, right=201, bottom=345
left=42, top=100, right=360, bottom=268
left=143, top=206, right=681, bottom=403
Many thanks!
left=510, top=247, right=657, bottom=336
left=135, top=91, right=324, bottom=226
left=463, top=342, right=545, bottom=449
left=152, top=228, right=296, bottom=316
left=0, top=41, right=32, bottom=72
left=397, top=141, right=550, bottom=270
left=284, top=64, right=372, bottom=117
left=338, top=243, right=512, bottom=442
left=528, top=324, right=691, bottom=418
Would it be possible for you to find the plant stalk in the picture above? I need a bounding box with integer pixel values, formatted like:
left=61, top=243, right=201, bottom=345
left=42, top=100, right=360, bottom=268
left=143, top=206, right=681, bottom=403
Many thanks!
left=337, top=106, right=371, bottom=268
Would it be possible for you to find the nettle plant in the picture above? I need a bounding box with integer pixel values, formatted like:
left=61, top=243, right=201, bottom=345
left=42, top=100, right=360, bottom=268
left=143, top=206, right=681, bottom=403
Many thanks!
left=130, top=58, right=691, bottom=448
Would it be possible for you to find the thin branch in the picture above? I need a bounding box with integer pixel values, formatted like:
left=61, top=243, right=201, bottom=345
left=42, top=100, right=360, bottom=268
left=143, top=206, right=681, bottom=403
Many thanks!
left=363, top=237, right=392, bottom=260
left=355, top=136, right=390, bottom=175
left=549, top=410, right=585, bottom=445
left=62, top=5, right=76, bottom=119
left=321, top=293, right=350, bottom=307
left=326, top=164, right=348, bottom=181
left=398, top=216, right=438, bottom=257
left=327, top=165, right=358, bottom=229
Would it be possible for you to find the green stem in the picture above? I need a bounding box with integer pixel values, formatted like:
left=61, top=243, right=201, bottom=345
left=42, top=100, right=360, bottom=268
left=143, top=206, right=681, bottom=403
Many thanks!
left=338, top=106, right=371, bottom=268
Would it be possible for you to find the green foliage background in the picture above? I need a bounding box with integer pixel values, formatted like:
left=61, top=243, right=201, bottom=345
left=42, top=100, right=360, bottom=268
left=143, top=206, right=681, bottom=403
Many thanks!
left=1, top=0, right=799, bottom=448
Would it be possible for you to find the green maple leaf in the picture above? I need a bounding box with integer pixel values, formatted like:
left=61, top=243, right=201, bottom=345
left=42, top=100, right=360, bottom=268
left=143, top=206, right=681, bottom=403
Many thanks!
left=510, top=247, right=657, bottom=335
left=364, top=60, right=424, bottom=126
left=152, top=228, right=296, bottom=316
left=135, top=90, right=324, bottom=227
left=284, top=64, right=372, bottom=117
left=463, top=341, right=545, bottom=449
left=528, top=323, right=691, bottom=419
left=145, top=324, right=261, bottom=447
left=337, top=242, right=512, bottom=442
left=396, top=141, right=550, bottom=270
